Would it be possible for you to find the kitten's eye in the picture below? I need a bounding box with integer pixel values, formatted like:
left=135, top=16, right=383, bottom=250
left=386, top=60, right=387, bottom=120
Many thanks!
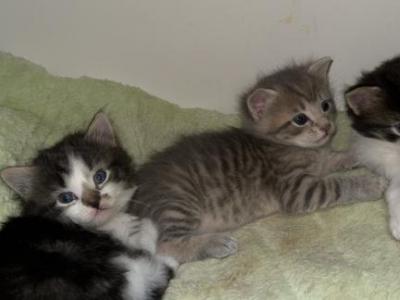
left=321, top=99, right=331, bottom=112
left=58, top=192, right=77, bottom=205
left=392, top=123, right=400, bottom=136
left=292, top=113, right=309, bottom=126
left=94, top=169, right=107, bottom=185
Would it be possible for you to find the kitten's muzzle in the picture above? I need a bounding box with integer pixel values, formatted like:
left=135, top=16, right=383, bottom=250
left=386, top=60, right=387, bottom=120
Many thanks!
left=82, top=188, right=101, bottom=209
left=320, top=123, right=332, bottom=135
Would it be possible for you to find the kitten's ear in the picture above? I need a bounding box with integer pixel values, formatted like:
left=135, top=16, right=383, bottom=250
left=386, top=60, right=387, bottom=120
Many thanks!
left=1, top=166, right=38, bottom=199
left=246, top=88, right=278, bottom=121
left=85, top=112, right=117, bottom=147
left=345, top=86, right=383, bottom=116
left=308, top=57, right=333, bottom=80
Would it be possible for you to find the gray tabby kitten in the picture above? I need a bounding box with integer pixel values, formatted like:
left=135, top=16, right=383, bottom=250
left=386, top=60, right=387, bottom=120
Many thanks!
left=2, top=112, right=176, bottom=300
left=131, top=57, right=386, bottom=264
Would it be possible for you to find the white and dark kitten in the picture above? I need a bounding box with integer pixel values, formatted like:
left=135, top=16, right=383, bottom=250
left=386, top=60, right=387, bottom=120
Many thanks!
left=345, top=55, right=400, bottom=240
left=1, top=112, right=176, bottom=300
left=0, top=215, right=137, bottom=300
left=131, top=57, right=386, bottom=264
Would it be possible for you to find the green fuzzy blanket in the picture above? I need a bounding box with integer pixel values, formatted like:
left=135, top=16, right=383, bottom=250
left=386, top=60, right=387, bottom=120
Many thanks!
left=0, top=52, right=398, bottom=300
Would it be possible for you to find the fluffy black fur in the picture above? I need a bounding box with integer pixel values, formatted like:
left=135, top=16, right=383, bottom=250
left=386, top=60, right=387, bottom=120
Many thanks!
left=346, top=56, right=400, bottom=141
left=0, top=215, right=126, bottom=300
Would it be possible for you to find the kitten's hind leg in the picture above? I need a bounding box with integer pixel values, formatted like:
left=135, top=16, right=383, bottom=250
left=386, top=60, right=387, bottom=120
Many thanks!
left=158, top=233, right=238, bottom=263
left=155, top=206, right=238, bottom=263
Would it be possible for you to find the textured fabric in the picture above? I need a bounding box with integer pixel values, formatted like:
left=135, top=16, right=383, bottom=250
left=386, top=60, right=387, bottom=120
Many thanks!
left=0, top=52, right=397, bottom=299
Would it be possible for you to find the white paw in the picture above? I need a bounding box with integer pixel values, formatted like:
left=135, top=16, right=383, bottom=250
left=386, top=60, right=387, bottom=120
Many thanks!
left=343, top=151, right=360, bottom=170
left=390, top=217, right=400, bottom=240
left=138, top=218, right=158, bottom=254
left=378, top=176, right=389, bottom=191
left=367, top=175, right=388, bottom=200
left=158, top=255, right=179, bottom=271
left=205, top=235, right=238, bottom=259
left=123, top=217, right=157, bottom=254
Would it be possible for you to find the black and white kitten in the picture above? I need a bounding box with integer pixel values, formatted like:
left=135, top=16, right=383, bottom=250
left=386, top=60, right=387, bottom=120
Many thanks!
left=345, top=55, right=400, bottom=240
left=0, top=112, right=176, bottom=300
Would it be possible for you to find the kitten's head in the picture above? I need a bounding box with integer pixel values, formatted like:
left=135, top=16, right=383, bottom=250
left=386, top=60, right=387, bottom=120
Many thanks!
left=241, top=57, right=336, bottom=148
left=345, top=56, right=400, bottom=143
left=1, top=112, right=136, bottom=227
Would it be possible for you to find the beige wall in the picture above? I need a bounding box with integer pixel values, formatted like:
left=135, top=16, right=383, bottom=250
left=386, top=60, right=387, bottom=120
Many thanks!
left=1, top=0, right=399, bottom=113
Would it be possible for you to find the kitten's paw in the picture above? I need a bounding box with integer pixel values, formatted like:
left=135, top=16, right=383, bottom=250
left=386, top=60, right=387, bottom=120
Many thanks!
left=139, top=218, right=158, bottom=254
left=365, top=175, right=388, bottom=200
left=340, top=151, right=360, bottom=170
left=126, top=216, right=141, bottom=232
left=158, top=255, right=179, bottom=271
left=109, top=215, right=157, bottom=254
left=348, top=157, right=361, bottom=170
left=390, top=218, right=400, bottom=240
left=203, top=234, right=238, bottom=259
left=373, top=176, right=388, bottom=194
left=125, top=217, right=158, bottom=254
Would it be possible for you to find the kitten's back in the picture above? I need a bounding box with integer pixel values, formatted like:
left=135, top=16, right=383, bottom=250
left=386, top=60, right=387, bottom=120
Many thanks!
left=133, top=128, right=284, bottom=230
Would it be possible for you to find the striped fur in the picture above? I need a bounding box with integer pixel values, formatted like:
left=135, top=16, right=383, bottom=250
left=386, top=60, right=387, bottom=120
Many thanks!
left=131, top=58, right=386, bottom=263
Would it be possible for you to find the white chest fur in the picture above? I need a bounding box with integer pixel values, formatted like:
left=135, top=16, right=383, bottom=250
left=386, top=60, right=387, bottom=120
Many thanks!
left=353, top=133, right=400, bottom=239
left=353, top=133, right=400, bottom=180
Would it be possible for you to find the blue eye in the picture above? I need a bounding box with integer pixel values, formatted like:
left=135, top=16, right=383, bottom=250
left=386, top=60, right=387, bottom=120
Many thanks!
left=58, top=192, right=77, bottom=204
left=94, top=169, right=107, bottom=185
left=292, top=113, right=309, bottom=126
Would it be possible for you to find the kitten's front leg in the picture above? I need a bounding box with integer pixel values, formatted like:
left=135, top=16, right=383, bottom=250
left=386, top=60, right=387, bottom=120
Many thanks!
left=316, top=150, right=359, bottom=176
left=99, top=213, right=158, bottom=254
left=282, top=172, right=387, bottom=213
left=386, top=180, right=400, bottom=240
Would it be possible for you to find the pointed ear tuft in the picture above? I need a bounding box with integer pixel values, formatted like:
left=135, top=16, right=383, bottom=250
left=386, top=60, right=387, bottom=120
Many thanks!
left=308, top=57, right=333, bottom=80
left=345, top=86, right=383, bottom=116
left=85, top=112, right=117, bottom=147
left=1, top=166, right=38, bottom=199
left=246, top=88, right=278, bottom=121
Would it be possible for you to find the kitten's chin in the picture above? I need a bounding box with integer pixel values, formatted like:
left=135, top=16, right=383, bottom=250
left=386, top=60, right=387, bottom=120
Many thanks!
left=300, top=126, right=336, bottom=148
left=312, top=134, right=333, bottom=147
left=259, top=128, right=335, bottom=148
left=288, top=133, right=333, bottom=148
left=73, top=208, right=115, bottom=227
left=91, top=208, right=116, bottom=226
